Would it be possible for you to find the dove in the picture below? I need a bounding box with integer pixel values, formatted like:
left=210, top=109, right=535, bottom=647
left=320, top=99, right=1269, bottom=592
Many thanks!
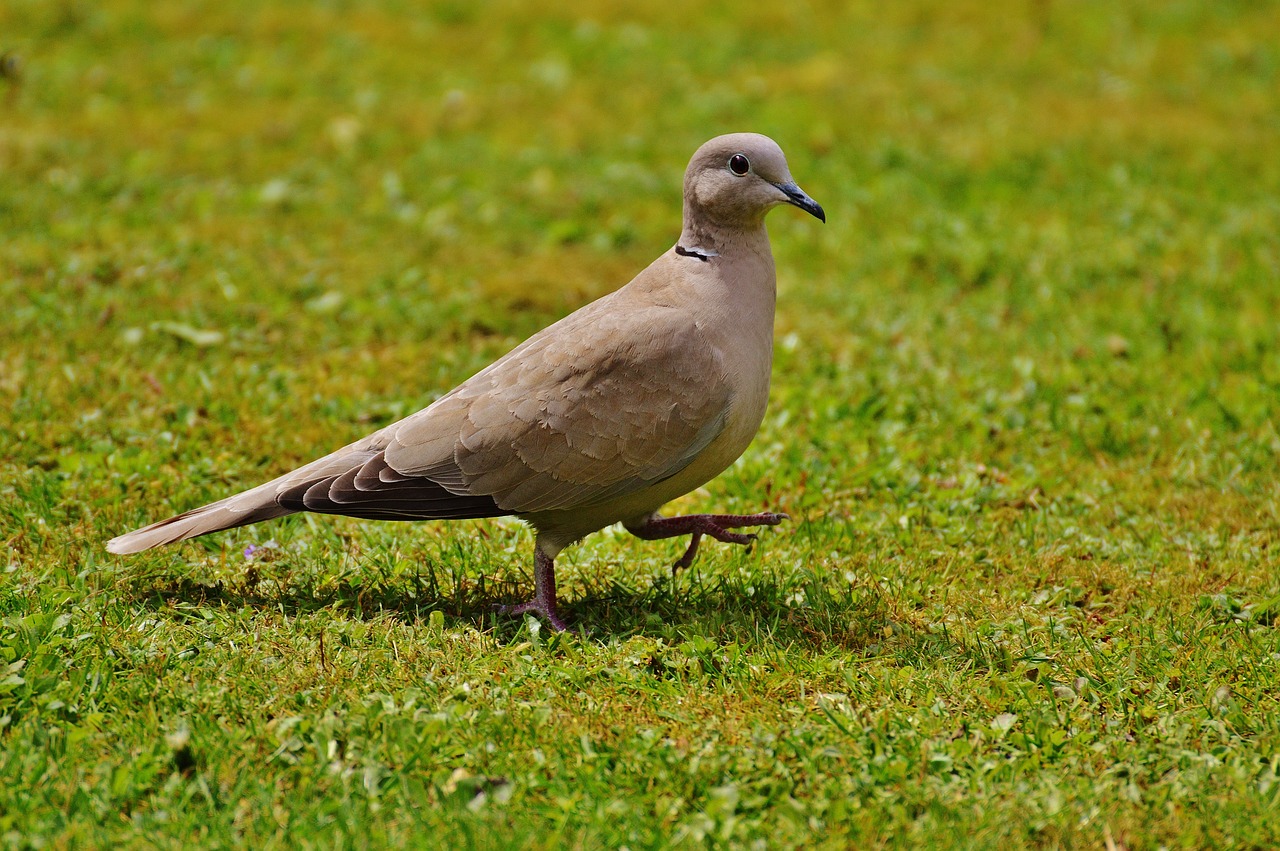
left=108, top=132, right=825, bottom=631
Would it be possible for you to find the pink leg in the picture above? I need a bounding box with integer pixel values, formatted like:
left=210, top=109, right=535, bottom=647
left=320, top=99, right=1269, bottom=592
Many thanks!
left=496, top=546, right=568, bottom=632
left=625, top=512, right=788, bottom=573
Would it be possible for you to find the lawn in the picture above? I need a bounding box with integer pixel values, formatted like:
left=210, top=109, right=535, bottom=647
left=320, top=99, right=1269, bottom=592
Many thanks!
left=2, top=0, right=1279, bottom=847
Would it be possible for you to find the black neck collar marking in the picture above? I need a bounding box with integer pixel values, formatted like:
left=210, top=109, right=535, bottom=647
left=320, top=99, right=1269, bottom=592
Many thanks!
left=675, top=244, right=717, bottom=262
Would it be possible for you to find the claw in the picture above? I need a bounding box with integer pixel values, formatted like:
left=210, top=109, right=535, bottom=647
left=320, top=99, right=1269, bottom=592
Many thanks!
left=673, top=530, right=704, bottom=575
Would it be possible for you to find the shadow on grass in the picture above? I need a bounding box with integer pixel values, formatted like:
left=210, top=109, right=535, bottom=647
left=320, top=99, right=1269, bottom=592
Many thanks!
left=122, top=561, right=893, bottom=651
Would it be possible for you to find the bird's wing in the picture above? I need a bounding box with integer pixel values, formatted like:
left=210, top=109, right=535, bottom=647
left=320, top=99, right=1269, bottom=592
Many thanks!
left=382, top=300, right=733, bottom=514
left=270, top=446, right=509, bottom=521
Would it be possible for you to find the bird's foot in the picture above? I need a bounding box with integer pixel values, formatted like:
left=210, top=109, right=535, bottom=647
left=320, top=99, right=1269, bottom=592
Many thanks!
left=495, top=599, right=568, bottom=633
left=626, top=511, right=789, bottom=574
left=494, top=546, right=568, bottom=632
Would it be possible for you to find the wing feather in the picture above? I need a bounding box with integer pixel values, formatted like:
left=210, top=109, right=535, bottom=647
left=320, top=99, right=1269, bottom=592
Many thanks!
left=383, top=300, right=732, bottom=515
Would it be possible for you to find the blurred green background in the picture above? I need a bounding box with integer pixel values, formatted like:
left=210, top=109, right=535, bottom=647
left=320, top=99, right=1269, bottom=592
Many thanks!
left=2, top=1, right=1278, bottom=847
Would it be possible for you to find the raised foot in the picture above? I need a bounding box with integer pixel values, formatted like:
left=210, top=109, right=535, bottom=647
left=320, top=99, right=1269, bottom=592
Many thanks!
left=626, top=511, right=790, bottom=573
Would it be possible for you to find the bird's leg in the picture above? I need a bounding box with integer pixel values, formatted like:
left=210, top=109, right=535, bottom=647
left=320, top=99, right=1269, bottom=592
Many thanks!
left=625, top=512, right=788, bottom=573
left=496, top=545, right=567, bottom=632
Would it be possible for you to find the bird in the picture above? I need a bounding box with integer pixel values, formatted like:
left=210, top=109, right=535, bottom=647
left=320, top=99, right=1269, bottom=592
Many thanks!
left=107, top=132, right=825, bottom=631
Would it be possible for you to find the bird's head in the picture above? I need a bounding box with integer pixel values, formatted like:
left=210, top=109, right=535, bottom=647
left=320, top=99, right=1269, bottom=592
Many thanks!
left=683, top=133, right=825, bottom=228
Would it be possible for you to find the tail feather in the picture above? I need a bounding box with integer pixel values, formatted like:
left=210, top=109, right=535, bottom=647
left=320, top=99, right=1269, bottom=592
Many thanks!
left=107, top=442, right=387, bottom=555
left=105, top=444, right=507, bottom=554
left=106, top=482, right=295, bottom=554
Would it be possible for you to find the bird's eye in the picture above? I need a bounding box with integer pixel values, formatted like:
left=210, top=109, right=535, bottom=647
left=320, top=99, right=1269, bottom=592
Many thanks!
left=728, top=154, right=750, bottom=175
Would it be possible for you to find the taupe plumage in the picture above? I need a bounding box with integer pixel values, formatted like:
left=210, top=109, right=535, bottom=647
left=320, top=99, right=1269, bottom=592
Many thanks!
left=107, top=133, right=825, bottom=630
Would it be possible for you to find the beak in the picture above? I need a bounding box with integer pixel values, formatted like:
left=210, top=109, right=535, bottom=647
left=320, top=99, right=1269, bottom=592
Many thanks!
left=773, top=181, right=826, bottom=223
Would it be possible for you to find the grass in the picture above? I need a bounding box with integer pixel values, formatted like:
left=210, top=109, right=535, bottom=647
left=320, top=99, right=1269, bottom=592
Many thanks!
left=2, top=0, right=1279, bottom=847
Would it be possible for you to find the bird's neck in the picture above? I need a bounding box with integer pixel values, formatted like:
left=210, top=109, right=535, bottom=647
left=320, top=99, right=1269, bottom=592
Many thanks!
left=678, top=208, right=770, bottom=260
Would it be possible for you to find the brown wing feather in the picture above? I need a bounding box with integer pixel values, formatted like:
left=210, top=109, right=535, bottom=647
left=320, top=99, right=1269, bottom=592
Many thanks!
left=275, top=450, right=505, bottom=521
left=384, top=300, right=731, bottom=514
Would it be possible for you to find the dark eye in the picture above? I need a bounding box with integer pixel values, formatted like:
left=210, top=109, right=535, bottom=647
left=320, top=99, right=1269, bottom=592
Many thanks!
left=728, top=154, right=750, bottom=175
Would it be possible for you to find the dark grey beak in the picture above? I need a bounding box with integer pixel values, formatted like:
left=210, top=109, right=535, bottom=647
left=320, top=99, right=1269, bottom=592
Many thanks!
left=774, top=181, right=826, bottom=223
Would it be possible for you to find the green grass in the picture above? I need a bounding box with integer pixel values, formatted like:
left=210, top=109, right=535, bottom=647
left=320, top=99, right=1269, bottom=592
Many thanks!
left=3, top=0, right=1280, bottom=847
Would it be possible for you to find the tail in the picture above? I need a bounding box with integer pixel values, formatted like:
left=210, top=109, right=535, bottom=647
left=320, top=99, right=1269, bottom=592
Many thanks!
left=106, top=440, right=507, bottom=554
left=106, top=439, right=389, bottom=555
left=106, top=481, right=295, bottom=554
